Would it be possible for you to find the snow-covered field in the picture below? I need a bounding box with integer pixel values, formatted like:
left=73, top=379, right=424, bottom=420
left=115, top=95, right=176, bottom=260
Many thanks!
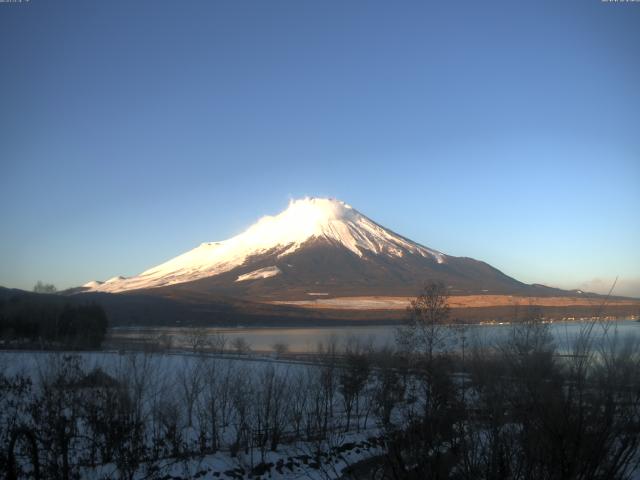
left=0, top=350, right=387, bottom=480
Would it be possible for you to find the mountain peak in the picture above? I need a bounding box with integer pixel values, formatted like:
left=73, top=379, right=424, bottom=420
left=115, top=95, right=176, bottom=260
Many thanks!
left=247, top=197, right=357, bottom=243
left=84, top=197, right=445, bottom=293
left=283, top=197, right=355, bottom=222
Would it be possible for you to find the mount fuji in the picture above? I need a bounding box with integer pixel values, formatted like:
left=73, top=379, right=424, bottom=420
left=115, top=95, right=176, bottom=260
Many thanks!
left=82, top=197, right=553, bottom=300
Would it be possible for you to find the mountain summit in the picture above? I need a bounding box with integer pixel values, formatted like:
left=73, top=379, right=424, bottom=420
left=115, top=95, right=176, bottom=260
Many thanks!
left=84, top=197, right=533, bottom=298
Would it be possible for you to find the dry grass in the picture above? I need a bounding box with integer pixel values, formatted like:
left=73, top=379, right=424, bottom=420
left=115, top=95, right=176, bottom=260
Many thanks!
left=269, top=295, right=640, bottom=311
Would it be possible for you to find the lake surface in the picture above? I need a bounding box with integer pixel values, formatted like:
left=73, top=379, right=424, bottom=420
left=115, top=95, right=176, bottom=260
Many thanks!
left=108, top=319, right=640, bottom=353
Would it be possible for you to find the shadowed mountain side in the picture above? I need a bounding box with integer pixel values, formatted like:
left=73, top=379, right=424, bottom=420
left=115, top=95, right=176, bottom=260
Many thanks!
left=122, top=238, right=568, bottom=301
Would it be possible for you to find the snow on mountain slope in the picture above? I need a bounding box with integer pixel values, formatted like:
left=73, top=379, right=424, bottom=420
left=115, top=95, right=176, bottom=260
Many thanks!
left=85, top=197, right=446, bottom=293
left=236, top=266, right=281, bottom=282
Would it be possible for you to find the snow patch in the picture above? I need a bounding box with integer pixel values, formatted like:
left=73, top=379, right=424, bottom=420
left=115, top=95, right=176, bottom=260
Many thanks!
left=105, top=276, right=127, bottom=283
left=235, top=266, right=281, bottom=282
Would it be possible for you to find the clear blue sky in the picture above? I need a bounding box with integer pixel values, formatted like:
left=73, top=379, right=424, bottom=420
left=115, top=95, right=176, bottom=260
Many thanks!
left=1, top=0, right=639, bottom=296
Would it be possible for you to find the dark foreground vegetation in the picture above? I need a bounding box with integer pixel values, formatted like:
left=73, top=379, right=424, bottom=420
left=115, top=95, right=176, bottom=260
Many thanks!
left=0, top=290, right=108, bottom=349
left=0, top=283, right=639, bottom=479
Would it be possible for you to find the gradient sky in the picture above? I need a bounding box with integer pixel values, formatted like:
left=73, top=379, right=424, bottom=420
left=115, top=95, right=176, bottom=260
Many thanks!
left=1, top=0, right=639, bottom=296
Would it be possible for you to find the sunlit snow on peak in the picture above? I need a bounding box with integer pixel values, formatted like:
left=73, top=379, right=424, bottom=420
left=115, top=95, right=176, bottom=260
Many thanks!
left=105, top=276, right=127, bottom=283
left=283, top=197, right=356, bottom=222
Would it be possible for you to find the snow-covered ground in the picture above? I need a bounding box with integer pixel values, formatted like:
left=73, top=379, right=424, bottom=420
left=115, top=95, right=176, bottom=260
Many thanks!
left=0, top=350, right=387, bottom=480
left=3, top=340, right=639, bottom=479
left=83, top=430, right=384, bottom=480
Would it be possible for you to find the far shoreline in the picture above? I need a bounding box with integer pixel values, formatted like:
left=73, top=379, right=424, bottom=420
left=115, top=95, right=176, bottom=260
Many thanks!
left=108, top=315, right=639, bottom=332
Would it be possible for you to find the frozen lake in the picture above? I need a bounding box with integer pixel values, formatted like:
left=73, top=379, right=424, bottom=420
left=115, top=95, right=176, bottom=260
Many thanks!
left=107, top=319, right=640, bottom=353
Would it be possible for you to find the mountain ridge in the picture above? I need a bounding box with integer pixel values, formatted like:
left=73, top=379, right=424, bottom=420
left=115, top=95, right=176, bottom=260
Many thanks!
left=84, top=197, right=450, bottom=293
left=77, top=197, right=613, bottom=303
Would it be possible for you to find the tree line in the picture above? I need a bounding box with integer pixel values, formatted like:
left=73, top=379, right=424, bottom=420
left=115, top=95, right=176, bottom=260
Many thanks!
left=0, top=290, right=108, bottom=349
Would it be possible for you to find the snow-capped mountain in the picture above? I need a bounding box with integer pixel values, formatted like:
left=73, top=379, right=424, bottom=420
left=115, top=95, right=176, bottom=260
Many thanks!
left=83, top=197, right=530, bottom=298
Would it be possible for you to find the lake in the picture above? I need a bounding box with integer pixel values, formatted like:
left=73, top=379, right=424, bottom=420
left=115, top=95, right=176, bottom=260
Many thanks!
left=107, top=319, right=640, bottom=353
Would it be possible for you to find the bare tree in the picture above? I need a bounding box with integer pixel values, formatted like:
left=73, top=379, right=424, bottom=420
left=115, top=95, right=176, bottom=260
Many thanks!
left=289, top=370, right=310, bottom=439
left=209, top=331, right=228, bottom=354
left=229, top=366, right=253, bottom=456
left=373, top=347, right=405, bottom=427
left=31, top=354, right=84, bottom=480
left=176, top=358, right=204, bottom=428
left=197, top=358, right=234, bottom=453
left=185, top=328, right=209, bottom=353
left=397, top=281, right=452, bottom=363
left=303, top=367, right=328, bottom=441
left=111, top=353, right=159, bottom=479
left=231, top=337, right=251, bottom=355
left=272, top=342, right=289, bottom=357
left=251, top=365, right=291, bottom=461
left=339, top=339, right=370, bottom=432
